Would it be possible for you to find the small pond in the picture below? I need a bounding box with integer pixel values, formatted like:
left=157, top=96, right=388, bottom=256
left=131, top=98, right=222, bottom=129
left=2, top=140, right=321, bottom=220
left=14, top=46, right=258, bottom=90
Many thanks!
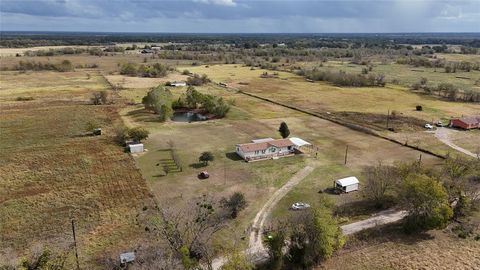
left=171, top=111, right=208, bottom=122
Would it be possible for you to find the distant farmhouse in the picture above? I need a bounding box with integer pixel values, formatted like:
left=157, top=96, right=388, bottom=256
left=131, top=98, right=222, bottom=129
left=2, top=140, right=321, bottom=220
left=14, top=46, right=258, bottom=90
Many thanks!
left=236, top=137, right=310, bottom=162
left=171, top=81, right=187, bottom=87
left=450, top=116, right=480, bottom=130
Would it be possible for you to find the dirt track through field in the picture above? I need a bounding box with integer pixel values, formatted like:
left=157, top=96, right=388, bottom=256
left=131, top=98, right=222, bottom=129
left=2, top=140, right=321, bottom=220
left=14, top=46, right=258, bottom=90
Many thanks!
left=434, top=127, right=478, bottom=158
left=341, top=209, right=408, bottom=235
left=247, top=165, right=315, bottom=260
left=211, top=165, right=314, bottom=269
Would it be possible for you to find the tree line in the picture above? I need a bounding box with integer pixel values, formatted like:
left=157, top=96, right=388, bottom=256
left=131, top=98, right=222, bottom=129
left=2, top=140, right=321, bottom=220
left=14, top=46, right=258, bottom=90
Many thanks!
left=298, top=68, right=386, bottom=87
left=397, top=56, right=480, bottom=72
left=141, top=85, right=230, bottom=121
left=120, top=62, right=173, bottom=78
left=5, top=60, right=74, bottom=72
left=411, top=78, right=480, bottom=102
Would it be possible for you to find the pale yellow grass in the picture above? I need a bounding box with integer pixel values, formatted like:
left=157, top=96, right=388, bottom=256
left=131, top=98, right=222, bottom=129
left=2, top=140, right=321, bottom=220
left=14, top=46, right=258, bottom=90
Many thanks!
left=0, top=70, right=105, bottom=98
left=183, top=64, right=479, bottom=121
left=105, top=73, right=188, bottom=88
left=320, top=231, right=480, bottom=270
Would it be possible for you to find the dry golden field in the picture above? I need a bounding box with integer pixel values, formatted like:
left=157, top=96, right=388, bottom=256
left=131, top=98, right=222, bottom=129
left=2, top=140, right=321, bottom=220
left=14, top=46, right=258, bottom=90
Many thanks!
left=320, top=229, right=480, bottom=270
left=0, top=50, right=478, bottom=268
left=0, top=70, right=156, bottom=268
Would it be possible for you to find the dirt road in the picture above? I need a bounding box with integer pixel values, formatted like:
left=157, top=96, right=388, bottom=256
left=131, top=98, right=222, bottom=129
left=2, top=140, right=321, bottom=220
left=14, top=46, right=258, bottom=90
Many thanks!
left=247, top=165, right=315, bottom=261
left=434, top=127, right=477, bottom=158
left=212, top=165, right=314, bottom=269
left=341, top=209, right=408, bottom=235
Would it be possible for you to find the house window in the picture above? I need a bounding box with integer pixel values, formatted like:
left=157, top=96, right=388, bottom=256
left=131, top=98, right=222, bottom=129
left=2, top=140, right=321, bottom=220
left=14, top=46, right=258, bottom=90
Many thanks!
left=262, top=150, right=266, bottom=154
left=255, top=150, right=259, bottom=154
left=271, top=148, right=276, bottom=152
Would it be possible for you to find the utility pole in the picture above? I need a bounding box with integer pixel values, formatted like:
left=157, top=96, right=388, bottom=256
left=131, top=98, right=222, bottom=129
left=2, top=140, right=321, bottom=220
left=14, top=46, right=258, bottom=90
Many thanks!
left=344, top=145, right=349, bottom=165
left=72, top=220, right=80, bottom=270
left=386, top=109, right=390, bottom=129
left=418, top=154, right=422, bottom=164
left=224, top=159, right=227, bottom=186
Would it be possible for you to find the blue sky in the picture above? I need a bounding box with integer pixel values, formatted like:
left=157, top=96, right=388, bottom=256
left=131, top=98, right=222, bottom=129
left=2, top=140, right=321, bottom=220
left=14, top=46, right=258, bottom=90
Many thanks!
left=1, top=0, right=479, bottom=33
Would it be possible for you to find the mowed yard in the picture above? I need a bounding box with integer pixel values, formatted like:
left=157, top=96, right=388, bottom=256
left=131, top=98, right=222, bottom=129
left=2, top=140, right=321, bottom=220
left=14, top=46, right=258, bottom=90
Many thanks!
left=115, top=73, right=443, bottom=252
left=0, top=70, right=155, bottom=268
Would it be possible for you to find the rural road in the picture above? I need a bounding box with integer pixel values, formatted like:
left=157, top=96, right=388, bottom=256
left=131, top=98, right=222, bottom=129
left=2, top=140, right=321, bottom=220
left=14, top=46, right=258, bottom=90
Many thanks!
left=340, top=209, right=408, bottom=235
left=212, top=165, right=410, bottom=269
left=247, top=165, right=315, bottom=261
left=434, top=127, right=477, bottom=158
left=211, top=165, right=315, bottom=269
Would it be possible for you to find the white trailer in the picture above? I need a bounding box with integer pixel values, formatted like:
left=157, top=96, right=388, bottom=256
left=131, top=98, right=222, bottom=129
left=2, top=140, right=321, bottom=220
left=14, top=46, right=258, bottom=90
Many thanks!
left=335, top=176, right=359, bottom=193
left=128, top=143, right=144, bottom=153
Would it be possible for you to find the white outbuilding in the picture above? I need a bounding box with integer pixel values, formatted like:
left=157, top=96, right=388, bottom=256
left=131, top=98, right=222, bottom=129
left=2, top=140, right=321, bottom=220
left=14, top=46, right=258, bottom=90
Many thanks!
left=120, top=252, right=135, bottom=265
left=171, top=81, right=187, bottom=87
left=128, top=143, right=144, bottom=153
left=334, top=176, right=359, bottom=193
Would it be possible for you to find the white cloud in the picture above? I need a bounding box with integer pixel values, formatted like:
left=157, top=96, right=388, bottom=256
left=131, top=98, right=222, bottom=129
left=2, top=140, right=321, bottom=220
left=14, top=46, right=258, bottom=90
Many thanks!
left=193, top=0, right=237, bottom=7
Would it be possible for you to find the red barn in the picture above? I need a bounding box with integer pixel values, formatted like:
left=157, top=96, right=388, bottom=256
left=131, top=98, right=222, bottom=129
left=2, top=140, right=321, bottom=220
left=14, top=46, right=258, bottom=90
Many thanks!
left=449, top=116, right=480, bottom=130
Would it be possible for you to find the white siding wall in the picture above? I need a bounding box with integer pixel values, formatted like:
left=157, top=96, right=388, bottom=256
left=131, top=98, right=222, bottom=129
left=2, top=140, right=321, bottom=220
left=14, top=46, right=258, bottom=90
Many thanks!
left=236, top=145, right=294, bottom=160
left=345, top=183, right=359, bottom=193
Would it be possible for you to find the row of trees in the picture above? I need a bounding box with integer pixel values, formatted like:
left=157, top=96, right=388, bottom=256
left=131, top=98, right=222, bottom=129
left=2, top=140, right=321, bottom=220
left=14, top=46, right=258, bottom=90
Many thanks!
left=142, top=86, right=174, bottom=121
left=299, top=68, right=386, bottom=87
left=362, top=158, right=480, bottom=233
left=120, top=62, right=172, bottom=78
left=397, top=56, right=480, bottom=72
left=141, top=86, right=231, bottom=121
left=265, top=201, right=345, bottom=269
left=22, top=46, right=125, bottom=57
left=10, top=60, right=74, bottom=72
left=186, top=73, right=211, bottom=86
left=156, top=193, right=248, bottom=269
left=172, top=87, right=230, bottom=117
left=411, top=78, right=480, bottom=102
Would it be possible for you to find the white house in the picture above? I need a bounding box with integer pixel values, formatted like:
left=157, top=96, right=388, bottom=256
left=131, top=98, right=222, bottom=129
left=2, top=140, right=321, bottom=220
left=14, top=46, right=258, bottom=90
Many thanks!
left=335, top=176, right=359, bottom=193
left=171, top=81, right=187, bottom=87
left=236, top=138, right=312, bottom=162
left=236, top=138, right=295, bottom=162
left=128, top=143, right=144, bottom=153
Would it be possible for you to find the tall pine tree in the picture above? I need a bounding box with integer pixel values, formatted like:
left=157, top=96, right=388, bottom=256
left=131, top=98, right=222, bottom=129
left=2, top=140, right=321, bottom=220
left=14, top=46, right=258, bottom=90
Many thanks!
left=279, top=122, right=290, bottom=138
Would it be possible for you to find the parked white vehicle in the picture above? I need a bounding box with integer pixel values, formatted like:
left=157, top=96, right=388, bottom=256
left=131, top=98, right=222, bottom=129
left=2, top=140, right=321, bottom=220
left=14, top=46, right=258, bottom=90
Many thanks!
left=291, top=202, right=310, bottom=210
left=424, top=124, right=433, bottom=129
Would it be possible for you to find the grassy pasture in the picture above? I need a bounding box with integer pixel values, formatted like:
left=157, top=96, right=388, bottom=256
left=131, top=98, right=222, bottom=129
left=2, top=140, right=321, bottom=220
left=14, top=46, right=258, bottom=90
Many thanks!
left=183, top=64, right=480, bottom=156
left=302, top=61, right=480, bottom=92
left=186, top=64, right=480, bottom=121
left=0, top=70, right=155, bottom=268
left=116, top=72, right=443, bottom=251
left=0, top=53, right=193, bottom=73
left=320, top=229, right=480, bottom=270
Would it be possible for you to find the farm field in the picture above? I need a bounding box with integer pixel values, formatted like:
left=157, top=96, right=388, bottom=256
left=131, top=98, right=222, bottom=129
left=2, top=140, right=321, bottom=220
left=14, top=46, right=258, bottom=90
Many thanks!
left=1, top=44, right=478, bottom=269
left=112, top=71, right=444, bottom=253
left=0, top=70, right=156, bottom=268
left=0, top=53, right=194, bottom=73
left=185, top=64, right=480, bottom=157
left=300, top=61, right=480, bottom=92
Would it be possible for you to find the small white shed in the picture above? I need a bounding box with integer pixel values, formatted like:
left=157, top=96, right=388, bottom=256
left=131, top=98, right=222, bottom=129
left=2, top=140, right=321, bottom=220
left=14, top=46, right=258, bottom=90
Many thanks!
left=335, top=176, right=359, bottom=193
left=171, top=81, right=187, bottom=87
left=128, top=143, right=144, bottom=153
left=120, top=252, right=135, bottom=264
